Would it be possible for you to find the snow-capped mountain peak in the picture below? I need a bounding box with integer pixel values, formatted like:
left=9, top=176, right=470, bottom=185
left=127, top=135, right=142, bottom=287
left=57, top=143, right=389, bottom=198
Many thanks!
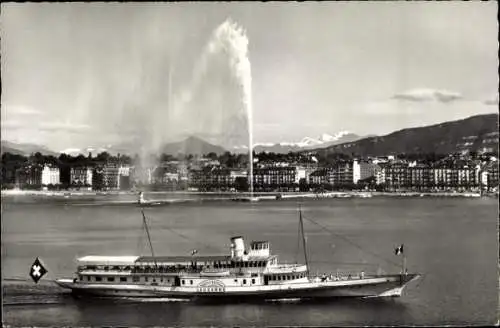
left=297, top=136, right=324, bottom=147
left=319, top=131, right=351, bottom=142
left=248, top=131, right=362, bottom=153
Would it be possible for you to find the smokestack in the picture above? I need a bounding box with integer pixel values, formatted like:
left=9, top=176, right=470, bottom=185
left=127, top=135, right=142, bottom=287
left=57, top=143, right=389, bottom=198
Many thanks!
left=230, top=236, right=245, bottom=258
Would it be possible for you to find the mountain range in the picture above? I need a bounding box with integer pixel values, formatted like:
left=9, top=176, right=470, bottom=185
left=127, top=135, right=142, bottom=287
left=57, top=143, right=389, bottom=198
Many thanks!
left=247, top=131, right=367, bottom=153
left=2, top=114, right=497, bottom=157
left=0, top=141, right=58, bottom=156
left=311, top=114, right=499, bottom=157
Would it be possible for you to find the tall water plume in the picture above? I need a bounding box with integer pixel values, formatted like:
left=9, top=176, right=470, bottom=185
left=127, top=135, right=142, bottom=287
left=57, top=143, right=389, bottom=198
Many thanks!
left=173, top=19, right=254, bottom=195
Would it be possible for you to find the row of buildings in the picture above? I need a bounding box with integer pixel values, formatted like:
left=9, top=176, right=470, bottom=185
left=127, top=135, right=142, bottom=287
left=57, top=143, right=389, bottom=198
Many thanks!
left=3, top=157, right=499, bottom=192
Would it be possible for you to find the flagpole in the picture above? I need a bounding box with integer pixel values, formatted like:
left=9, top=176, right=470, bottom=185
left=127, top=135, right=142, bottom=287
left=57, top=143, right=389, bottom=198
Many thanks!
left=403, top=253, right=406, bottom=275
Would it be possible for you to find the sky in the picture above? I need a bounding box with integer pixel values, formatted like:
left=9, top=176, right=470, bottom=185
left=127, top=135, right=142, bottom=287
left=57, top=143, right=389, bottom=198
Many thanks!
left=1, top=2, right=498, bottom=152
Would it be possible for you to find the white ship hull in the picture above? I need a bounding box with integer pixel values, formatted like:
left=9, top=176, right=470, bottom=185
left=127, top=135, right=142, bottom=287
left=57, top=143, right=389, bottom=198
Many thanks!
left=56, top=274, right=419, bottom=300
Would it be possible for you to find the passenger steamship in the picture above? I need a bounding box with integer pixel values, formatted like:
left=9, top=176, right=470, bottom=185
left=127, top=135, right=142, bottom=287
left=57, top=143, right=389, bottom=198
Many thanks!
left=55, top=209, right=420, bottom=300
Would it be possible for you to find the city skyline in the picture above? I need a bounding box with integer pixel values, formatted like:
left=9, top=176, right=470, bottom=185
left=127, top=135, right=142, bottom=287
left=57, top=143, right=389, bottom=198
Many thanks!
left=1, top=2, right=498, bottom=152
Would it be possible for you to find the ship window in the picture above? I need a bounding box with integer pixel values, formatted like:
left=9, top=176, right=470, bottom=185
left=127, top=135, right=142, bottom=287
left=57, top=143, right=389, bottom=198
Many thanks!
left=96, top=276, right=102, bottom=282
left=190, top=280, right=193, bottom=285
left=104, top=266, right=109, bottom=271
left=133, top=276, right=140, bottom=282
left=243, top=279, right=247, bottom=284
left=252, top=279, right=255, bottom=284
left=234, top=279, right=238, bottom=283
left=120, top=277, right=127, bottom=282
left=182, top=280, right=185, bottom=285
left=145, top=277, right=148, bottom=282
left=107, top=277, right=115, bottom=282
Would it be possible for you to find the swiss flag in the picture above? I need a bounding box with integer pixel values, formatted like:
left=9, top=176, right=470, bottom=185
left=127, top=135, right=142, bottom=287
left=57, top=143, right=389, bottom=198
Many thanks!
left=29, top=257, right=48, bottom=284
left=394, top=244, right=404, bottom=256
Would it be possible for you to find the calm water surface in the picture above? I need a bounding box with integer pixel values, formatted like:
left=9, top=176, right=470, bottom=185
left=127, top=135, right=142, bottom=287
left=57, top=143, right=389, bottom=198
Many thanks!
left=2, top=195, right=498, bottom=326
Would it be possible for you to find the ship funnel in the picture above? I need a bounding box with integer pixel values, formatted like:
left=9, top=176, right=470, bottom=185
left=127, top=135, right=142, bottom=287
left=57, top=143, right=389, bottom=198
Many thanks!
left=230, top=236, right=245, bottom=258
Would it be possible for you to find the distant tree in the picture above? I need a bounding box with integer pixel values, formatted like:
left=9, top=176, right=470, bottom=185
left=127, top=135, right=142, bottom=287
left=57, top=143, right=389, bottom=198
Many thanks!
left=95, top=152, right=111, bottom=163
left=74, top=154, right=87, bottom=166
left=206, top=152, right=218, bottom=161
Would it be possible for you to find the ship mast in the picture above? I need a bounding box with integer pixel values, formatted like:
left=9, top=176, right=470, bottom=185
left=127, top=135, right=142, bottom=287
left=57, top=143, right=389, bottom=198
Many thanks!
left=299, top=205, right=309, bottom=276
left=141, top=209, right=158, bottom=269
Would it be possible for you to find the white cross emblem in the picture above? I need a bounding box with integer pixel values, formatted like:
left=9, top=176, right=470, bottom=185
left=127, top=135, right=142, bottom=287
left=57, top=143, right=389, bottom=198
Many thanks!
left=29, top=257, right=47, bottom=283
left=32, top=264, right=42, bottom=277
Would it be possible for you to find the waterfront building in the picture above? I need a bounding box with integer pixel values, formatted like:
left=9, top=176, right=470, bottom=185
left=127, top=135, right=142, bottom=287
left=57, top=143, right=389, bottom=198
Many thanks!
left=103, top=164, right=119, bottom=190
left=375, top=164, right=387, bottom=185
left=188, top=167, right=233, bottom=191
left=91, top=166, right=105, bottom=191
left=14, top=164, right=43, bottom=188
left=152, top=162, right=179, bottom=187
left=118, top=165, right=131, bottom=190
left=42, top=165, right=60, bottom=186
left=482, top=162, right=499, bottom=191
left=230, top=170, right=248, bottom=190
left=253, top=166, right=303, bottom=191
left=330, top=162, right=354, bottom=187
left=384, top=161, right=410, bottom=190
left=408, top=164, right=432, bottom=190
left=70, top=167, right=93, bottom=187
left=430, top=159, right=481, bottom=190
left=353, top=160, right=378, bottom=184
left=309, top=168, right=329, bottom=188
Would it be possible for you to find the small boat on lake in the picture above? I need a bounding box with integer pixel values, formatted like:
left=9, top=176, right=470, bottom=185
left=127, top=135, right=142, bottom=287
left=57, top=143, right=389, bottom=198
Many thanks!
left=55, top=208, right=420, bottom=300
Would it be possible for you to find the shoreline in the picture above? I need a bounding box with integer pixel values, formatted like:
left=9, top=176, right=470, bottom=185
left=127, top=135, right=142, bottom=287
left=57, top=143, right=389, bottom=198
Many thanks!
left=1, top=189, right=494, bottom=199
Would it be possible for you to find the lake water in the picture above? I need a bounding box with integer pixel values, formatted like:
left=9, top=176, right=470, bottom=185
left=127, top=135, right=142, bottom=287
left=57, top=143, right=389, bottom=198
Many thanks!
left=2, top=194, right=498, bottom=326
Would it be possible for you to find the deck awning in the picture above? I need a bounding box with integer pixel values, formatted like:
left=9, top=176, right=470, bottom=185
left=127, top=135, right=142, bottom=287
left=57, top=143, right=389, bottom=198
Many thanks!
left=135, top=255, right=230, bottom=266
left=77, top=256, right=139, bottom=266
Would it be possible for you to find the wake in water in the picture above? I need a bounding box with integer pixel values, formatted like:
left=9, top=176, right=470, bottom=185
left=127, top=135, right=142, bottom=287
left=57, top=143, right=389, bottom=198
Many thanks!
left=3, top=278, right=71, bottom=306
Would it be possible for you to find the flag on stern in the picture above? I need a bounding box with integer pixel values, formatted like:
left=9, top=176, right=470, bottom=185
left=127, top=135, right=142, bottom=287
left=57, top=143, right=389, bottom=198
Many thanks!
left=394, top=244, right=404, bottom=256
left=191, top=249, right=198, bottom=256
left=29, top=257, right=48, bottom=284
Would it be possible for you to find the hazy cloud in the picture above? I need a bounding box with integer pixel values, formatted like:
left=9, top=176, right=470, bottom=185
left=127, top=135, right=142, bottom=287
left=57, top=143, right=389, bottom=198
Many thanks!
left=393, top=88, right=463, bottom=103
left=1, top=105, right=43, bottom=116
left=1, top=120, right=91, bottom=133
